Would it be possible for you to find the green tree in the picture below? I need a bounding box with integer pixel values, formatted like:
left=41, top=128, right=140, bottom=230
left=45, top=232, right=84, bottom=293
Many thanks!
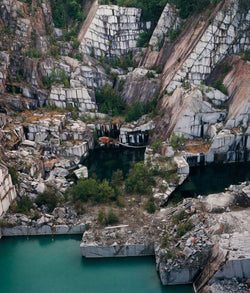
left=96, top=179, right=115, bottom=202
left=125, top=162, right=154, bottom=195
left=9, top=167, right=18, bottom=185
left=70, top=178, right=99, bottom=202
left=68, top=1, right=82, bottom=21
left=35, top=186, right=60, bottom=212
left=125, top=99, right=143, bottom=122
left=111, top=169, right=124, bottom=197
left=95, top=84, right=125, bottom=116
left=105, top=209, right=119, bottom=225
left=170, top=132, right=185, bottom=150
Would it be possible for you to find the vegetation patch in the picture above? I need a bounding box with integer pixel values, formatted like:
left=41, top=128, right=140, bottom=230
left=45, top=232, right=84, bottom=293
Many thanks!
left=35, top=186, right=61, bottom=212
left=170, top=132, right=186, bottom=150
left=50, top=0, right=86, bottom=29
left=9, top=167, right=18, bottom=185
left=211, top=79, right=228, bottom=95
left=242, top=49, right=250, bottom=62
left=95, top=84, right=125, bottom=116
left=42, top=69, right=70, bottom=89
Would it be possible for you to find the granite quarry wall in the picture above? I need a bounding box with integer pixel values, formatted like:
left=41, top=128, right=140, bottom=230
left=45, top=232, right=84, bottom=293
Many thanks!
left=0, top=164, right=16, bottom=217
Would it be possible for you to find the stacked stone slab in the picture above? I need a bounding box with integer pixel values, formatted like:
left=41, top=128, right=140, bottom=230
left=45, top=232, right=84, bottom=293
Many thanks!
left=48, top=86, right=96, bottom=112
left=0, top=164, right=16, bottom=217
left=70, top=64, right=110, bottom=89
left=167, top=0, right=250, bottom=92
left=79, top=5, right=146, bottom=59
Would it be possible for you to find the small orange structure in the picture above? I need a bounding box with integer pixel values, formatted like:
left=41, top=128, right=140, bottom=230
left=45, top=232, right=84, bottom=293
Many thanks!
left=100, top=136, right=110, bottom=143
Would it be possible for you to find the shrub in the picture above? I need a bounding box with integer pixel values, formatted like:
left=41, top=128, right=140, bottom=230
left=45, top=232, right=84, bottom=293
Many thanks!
left=95, top=84, right=125, bottom=116
left=72, top=38, right=80, bottom=49
left=125, top=162, right=155, bottom=195
left=143, top=97, right=158, bottom=116
left=211, top=79, right=228, bottom=95
left=70, top=178, right=116, bottom=204
left=50, top=0, right=84, bottom=28
left=74, top=200, right=86, bottom=215
left=70, top=178, right=99, bottom=202
left=169, top=27, right=181, bottom=43
left=161, top=234, right=169, bottom=247
left=146, top=71, right=155, bottom=79
left=98, top=209, right=106, bottom=225
left=111, top=169, right=124, bottom=197
left=42, top=69, right=70, bottom=89
left=109, top=51, right=136, bottom=70
left=96, top=179, right=116, bottom=202
left=35, top=186, right=60, bottom=212
left=242, top=49, right=250, bottom=62
left=97, top=209, right=119, bottom=225
left=105, top=209, right=119, bottom=225
left=146, top=198, right=157, bottom=213
left=152, top=139, right=162, bottom=154
left=177, top=222, right=193, bottom=237
left=10, top=196, right=33, bottom=214
left=136, top=31, right=151, bottom=47
left=9, top=167, right=18, bottom=185
left=118, top=79, right=125, bottom=92
left=170, top=132, right=185, bottom=150
left=175, top=0, right=210, bottom=19
left=125, top=100, right=143, bottom=122
left=25, top=48, right=41, bottom=59
left=173, top=210, right=187, bottom=224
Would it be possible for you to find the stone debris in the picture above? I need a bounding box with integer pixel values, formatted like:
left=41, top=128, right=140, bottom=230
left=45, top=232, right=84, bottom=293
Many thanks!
left=0, top=205, right=87, bottom=236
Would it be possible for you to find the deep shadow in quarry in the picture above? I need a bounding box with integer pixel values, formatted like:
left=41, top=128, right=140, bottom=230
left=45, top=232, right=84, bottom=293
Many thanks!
left=83, top=147, right=145, bottom=181
left=170, top=161, right=250, bottom=204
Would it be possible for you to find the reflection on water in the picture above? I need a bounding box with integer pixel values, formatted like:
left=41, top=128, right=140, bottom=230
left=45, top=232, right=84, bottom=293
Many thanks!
left=84, top=147, right=145, bottom=181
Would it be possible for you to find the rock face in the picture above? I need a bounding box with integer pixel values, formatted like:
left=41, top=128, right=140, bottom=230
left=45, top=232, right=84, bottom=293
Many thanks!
left=0, top=164, right=16, bottom=216
left=172, top=89, right=226, bottom=139
left=81, top=242, right=154, bottom=258
left=149, top=3, right=180, bottom=51
left=1, top=224, right=85, bottom=236
left=223, top=55, right=250, bottom=129
left=194, top=232, right=250, bottom=292
left=79, top=5, right=147, bottom=59
left=116, top=68, right=160, bottom=105
left=165, top=0, right=250, bottom=92
left=119, top=115, right=155, bottom=146
left=158, top=87, right=226, bottom=139
left=0, top=52, right=9, bottom=93
left=155, top=183, right=250, bottom=287
left=70, top=63, right=110, bottom=89
left=48, top=86, right=96, bottom=112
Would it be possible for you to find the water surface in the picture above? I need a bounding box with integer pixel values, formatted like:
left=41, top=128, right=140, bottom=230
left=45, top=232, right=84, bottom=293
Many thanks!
left=0, top=236, right=194, bottom=293
left=84, top=147, right=145, bottom=181
left=171, top=162, right=250, bottom=203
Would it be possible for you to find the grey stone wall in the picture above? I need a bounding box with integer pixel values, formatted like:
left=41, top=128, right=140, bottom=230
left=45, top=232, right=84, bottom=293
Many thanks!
left=0, top=164, right=17, bottom=217
left=167, top=0, right=250, bottom=92
left=79, top=5, right=148, bottom=59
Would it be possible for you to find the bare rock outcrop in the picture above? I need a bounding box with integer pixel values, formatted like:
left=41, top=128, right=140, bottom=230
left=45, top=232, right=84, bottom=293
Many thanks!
left=116, top=68, right=160, bottom=105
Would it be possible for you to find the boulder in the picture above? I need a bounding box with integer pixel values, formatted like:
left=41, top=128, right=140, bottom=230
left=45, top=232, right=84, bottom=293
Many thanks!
left=74, top=166, right=88, bottom=179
